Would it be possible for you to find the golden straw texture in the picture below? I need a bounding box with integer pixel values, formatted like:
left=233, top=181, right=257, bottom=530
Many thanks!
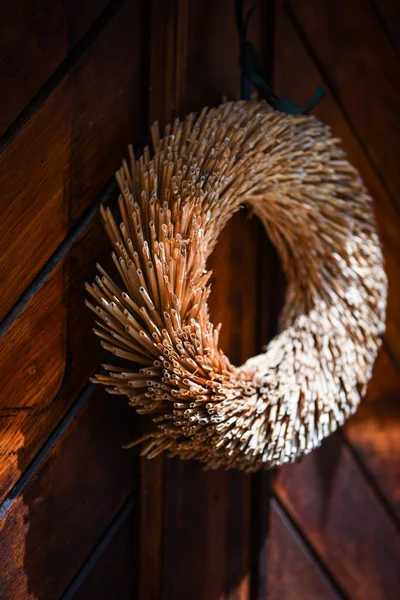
left=86, top=101, right=387, bottom=470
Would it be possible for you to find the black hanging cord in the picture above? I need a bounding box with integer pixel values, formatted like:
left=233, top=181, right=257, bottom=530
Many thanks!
left=235, top=0, right=325, bottom=114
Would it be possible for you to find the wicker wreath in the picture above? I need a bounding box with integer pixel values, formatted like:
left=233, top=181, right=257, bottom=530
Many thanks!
left=86, top=101, right=387, bottom=470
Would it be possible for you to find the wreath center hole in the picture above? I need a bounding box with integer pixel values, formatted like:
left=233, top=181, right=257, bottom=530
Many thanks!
left=207, top=209, right=287, bottom=367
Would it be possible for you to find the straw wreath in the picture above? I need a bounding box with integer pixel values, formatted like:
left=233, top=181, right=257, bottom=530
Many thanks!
left=86, top=101, right=387, bottom=470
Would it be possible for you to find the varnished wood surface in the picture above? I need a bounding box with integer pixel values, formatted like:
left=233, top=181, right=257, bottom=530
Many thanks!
left=135, top=4, right=177, bottom=598
left=272, top=4, right=400, bottom=599
left=0, top=0, right=399, bottom=598
left=69, top=505, right=136, bottom=600
left=0, top=209, right=120, bottom=503
left=267, top=501, right=339, bottom=600
left=0, top=0, right=111, bottom=139
left=0, top=386, right=136, bottom=600
left=375, top=0, right=400, bottom=53
left=289, top=0, right=400, bottom=210
left=346, top=348, right=400, bottom=520
left=0, top=0, right=147, bottom=320
left=0, top=2, right=149, bottom=596
left=275, top=437, right=400, bottom=600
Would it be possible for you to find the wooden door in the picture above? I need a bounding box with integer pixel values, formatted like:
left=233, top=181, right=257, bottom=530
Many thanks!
left=0, top=1, right=398, bottom=599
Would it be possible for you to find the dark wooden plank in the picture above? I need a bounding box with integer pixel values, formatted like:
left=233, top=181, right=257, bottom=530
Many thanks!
left=137, top=2, right=272, bottom=598
left=148, top=0, right=177, bottom=128
left=267, top=501, right=339, bottom=600
left=164, top=458, right=252, bottom=600
left=0, top=0, right=111, bottom=139
left=345, top=347, right=400, bottom=520
left=0, top=198, right=120, bottom=502
left=288, top=0, right=400, bottom=210
left=136, top=453, right=164, bottom=600
left=374, top=0, right=400, bottom=53
left=271, top=7, right=400, bottom=599
left=274, top=436, right=400, bottom=600
left=274, top=5, right=400, bottom=515
left=0, top=0, right=148, bottom=321
left=69, top=508, right=135, bottom=600
left=0, top=385, right=136, bottom=600
left=175, top=0, right=267, bottom=116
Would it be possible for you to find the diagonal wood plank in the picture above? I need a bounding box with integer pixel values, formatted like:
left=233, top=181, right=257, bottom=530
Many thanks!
left=0, top=206, right=116, bottom=504
left=373, top=0, right=400, bottom=53
left=267, top=500, right=341, bottom=600
left=0, top=385, right=136, bottom=600
left=345, top=346, right=400, bottom=521
left=65, top=505, right=135, bottom=600
left=0, top=0, right=111, bottom=139
left=135, top=2, right=177, bottom=598
left=0, top=0, right=148, bottom=321
left=287, top=0, right=400, bottom=211
left=271, top=7, right=400, bottom=599
left=274, top=436, right=400, bottom=600
left=274, top=6, right=400, bottom=519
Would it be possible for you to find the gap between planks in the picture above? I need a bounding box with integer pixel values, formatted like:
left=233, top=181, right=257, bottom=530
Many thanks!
left=0, top=363, right=113, bottom=522
left=271, top=494, right=348, bottom=600
left=60, top=499, right=134, bottom=600
left=0, top=0, right=129, bottom=155
left=285, top=1, right=400, bottom=220
left=283, top=0, right=400, bottom=531
left=0, top=178, right=117, bottom=338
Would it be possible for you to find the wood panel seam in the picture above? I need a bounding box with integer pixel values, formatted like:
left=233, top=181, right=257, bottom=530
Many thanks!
left=0, top=378, right=97, bottom=522
left=60, top=499, right=134, bottom=600
left=370, top=0, right=400, bottom=55
left=0, top=179, right=116, bottom=338
left=271, top=494, right=349, bottom=599
left=285, top=1, right=400, bottom=219
left=0, top=0, right=128, bottom=155
left=282, top=1, right=400, bottom=538
left=340, top=431, right=400, bottom=529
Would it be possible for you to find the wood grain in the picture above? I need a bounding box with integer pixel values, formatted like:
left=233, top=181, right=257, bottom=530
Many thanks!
left=288, top=0, right=400, bottom=210
left=274, top=436, right=400, bottom=600
left=274, top=5, right=400, bottom=518
left=374, top=0, right=400, bottom=53
left=136, top=2, right=272, bottom=599
left=0, top=0, right=148, bottom=321
left=267, top=501, right=339, bottom=600
left=176, top=0, right=267, bottom=116
left=134, top=2, right=273, bottom=598
left=68, top=507, right=135, bottom=600
left=271, top=7, right=400, bottom=599
left=3, top=1, right=399, bottom=598
left=0, top=386, right=136, bottom=600
left=0, top=0, right=110, bottom=138
left=346, top=347, right=400, bottom=520
left=0, top=205, right=119, bottom=503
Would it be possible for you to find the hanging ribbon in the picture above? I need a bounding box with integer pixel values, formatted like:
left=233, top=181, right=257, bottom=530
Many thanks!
left=235, top=0, right=325, bottom=114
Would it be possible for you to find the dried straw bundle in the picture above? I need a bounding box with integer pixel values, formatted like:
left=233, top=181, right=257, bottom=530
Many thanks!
left=86, top=101, right=387, bottom=470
